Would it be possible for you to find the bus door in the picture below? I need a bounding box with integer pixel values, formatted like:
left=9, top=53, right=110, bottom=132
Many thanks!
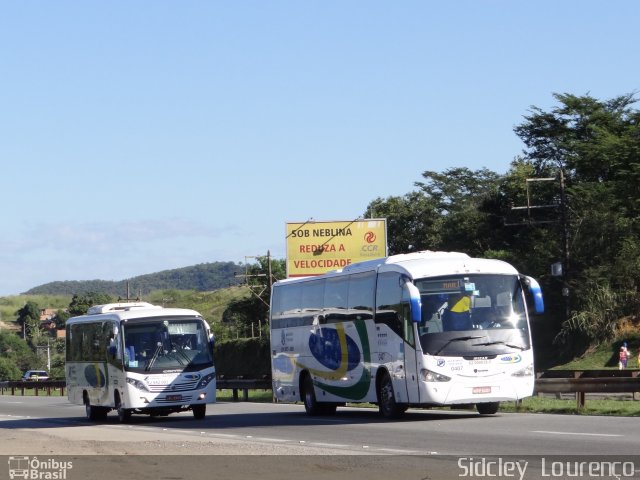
left=105, top=321, right=123, bottom=393
left=402, top=299, right=420, bottom=403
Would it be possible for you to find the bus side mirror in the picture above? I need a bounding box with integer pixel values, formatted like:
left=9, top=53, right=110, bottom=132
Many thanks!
left=404, top=282, right=422, bottom=323
left=520, top=275, right=544, bottom=315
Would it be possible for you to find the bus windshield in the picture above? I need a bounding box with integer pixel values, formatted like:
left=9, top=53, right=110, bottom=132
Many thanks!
left=415, top=274, right=530, bottom=356
left=122, top=317, right=213, bottom=372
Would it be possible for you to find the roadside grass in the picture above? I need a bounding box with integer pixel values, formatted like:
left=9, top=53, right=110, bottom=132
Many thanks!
left=216, top=389, right=273, bottom=402
left=552, top=333, right=640, bottom=370
left=498, top=395, right=640, bottom=416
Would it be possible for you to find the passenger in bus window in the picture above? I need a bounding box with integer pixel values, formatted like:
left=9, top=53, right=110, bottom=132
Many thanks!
left=442, top=293, right=472, bottom=331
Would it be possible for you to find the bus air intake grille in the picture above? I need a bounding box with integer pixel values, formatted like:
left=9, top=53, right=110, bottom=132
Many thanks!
left=147, top=380, right=199, bottom=393
left=155, top=395, right=193, bottom=404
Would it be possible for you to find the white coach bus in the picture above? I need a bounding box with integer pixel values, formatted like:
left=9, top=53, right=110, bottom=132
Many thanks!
left=270, top=251, right=544, bottom=417
left=65, top=302, right=216, bottom=422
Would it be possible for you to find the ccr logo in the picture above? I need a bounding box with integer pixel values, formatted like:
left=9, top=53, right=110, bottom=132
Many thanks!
left=364, top=231, right=376, bottom=243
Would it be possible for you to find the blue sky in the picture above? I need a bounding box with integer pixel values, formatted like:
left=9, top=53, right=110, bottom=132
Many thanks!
left=1, top=1, right=638, bottom=296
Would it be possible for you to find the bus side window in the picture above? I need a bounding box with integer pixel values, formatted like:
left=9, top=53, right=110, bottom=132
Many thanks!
left=401, top=303, right=414, bottom=346
left=375, top=272, right=403, bottom=338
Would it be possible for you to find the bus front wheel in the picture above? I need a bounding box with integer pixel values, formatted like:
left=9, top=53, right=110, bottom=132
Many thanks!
left=378, top=372, right=404, bottom=419
left=115, top=394, right=132, bottom=423
left=302, top=375, right=322, bottom=415
left=192, top=404, right=206, bottom=419
left=476, top=402, right=500, bottom=415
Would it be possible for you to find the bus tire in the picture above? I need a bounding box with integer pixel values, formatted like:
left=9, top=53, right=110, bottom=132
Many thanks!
left=377, top=372, right=404, bottom=419
left=115, top=394, right=132, bottom=423
left=84, top=399, right=96, bottom=421
left=192, top=404, right=206, bottom=419
left=320, top=403, right=337, bottom=415
left=302, top=374, right=322, bottom=416
left=476, top=402, right=500, bottom=415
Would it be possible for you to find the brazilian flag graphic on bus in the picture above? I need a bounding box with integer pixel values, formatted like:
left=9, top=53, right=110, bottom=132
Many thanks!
left=296, top=320, right=371, bottom=400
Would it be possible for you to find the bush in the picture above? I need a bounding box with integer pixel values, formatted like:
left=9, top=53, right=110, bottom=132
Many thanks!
left=214, top=336, right=271, bottom=378
left=0, top=357, right=22, bottom=380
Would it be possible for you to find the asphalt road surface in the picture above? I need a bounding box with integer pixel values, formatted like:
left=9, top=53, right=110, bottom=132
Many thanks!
left=1, top=396, right=639, bottom=480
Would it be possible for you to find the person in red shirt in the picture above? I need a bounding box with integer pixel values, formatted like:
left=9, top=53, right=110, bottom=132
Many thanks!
left=619, top=342, right=629, bottom=370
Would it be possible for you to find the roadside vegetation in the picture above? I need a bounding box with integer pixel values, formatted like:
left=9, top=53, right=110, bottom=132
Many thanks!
left=1, top=92, right=639, bottom=415
left=499, top=397, right=640, bottom=416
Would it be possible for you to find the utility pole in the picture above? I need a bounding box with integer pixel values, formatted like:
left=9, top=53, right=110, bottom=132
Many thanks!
left=507, top=171, right=570, bottom=320
left=559, top=168, right=570, bottom=318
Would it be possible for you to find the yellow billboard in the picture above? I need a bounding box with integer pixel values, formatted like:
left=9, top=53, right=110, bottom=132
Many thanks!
left=286, top=219, right=387, bottom=277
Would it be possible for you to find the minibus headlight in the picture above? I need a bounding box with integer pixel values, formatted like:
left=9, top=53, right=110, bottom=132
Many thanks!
left=126, top=377, right=149, bottom=391
left=420, top=369, right=451, bottom=382
left=197, top=373, right=216, bottom=389
left=511, top=364, right=534, bottom=377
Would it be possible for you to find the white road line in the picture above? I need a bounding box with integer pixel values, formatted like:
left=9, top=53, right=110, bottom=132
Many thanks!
left=532, top=430, right=622, bottom=437
left=375, top=448, right=423, bottom=454
left=309, top=442, right=350, bottom=448
left=250, top=437, right=290, bottom=443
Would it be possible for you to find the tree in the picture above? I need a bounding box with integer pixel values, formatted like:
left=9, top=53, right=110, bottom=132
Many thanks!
left=415, top=167, right=502, bottom=256
left=0, top=330, right=38, bottom=373
left=514, top=92, right=640, bottom=346
left=53, top=309, right=70, bottom=329
left=15, top=301, right=41, bottom=341
left=68, top=292, right=113, bottom=316
left=222, top=255, right=286, bottom=338
left=0, top=357, right=22, bottom=381
left=365, top=191, right=442, bottom=254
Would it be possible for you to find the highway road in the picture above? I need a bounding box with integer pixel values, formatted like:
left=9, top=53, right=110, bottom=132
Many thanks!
left=1, top=396, right=639, bottom=479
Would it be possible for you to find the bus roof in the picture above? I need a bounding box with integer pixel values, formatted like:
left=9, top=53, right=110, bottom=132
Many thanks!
left=276, top=250, right=518, bottom=286
left=66, top=303, right=204, bottom=324
left=380, top=251, right=518, bottom=278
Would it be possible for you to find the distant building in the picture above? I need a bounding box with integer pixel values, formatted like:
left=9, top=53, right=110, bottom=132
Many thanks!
left=39, top=308, right=67, bottom=337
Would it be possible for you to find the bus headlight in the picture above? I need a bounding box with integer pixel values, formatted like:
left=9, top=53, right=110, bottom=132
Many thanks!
left=197, top=373, right=216, bottom=389
left=126, top=377, right=149, bottom=392
left=420, top=369, right=451, bottom=382
left=511, top=364, right=534, bottom=377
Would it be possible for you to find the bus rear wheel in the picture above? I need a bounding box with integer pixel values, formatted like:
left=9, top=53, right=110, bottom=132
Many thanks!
left=476, top=402, right=500, bottom=415
left=378, top=372, right=404, bottom=419
left=84, top=397, right=107, bottom=421
left=192, top=404, right=206, bottom=419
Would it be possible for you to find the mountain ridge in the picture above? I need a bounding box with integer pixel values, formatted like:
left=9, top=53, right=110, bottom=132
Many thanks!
left=23, top=261, right=243, bottom=296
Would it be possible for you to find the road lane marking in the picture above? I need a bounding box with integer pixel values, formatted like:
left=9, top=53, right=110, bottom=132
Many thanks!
left=532, top=430, right=622, bottom=437
left=309, top=442, right=350, bottom=448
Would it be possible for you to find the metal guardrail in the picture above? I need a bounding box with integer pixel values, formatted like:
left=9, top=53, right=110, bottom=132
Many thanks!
left=0, top=378, right=272, bottom=402
left=0, top=380, right=66, bottom=396
left=216, top=378, right=272, bottom=401
left=534, top=370, right=640, bottom=407
left=4, top=371, right=639, bottom=408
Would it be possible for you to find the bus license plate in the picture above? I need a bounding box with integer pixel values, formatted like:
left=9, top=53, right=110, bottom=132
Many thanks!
left=166, top=394, right=182, bottom=401
left=472, top=386, right=491, bottom=394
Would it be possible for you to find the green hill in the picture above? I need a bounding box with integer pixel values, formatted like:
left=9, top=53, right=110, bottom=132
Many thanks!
left=23, top=262, right=243, bottom=296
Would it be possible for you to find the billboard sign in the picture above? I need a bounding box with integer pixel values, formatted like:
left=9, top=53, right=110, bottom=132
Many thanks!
left=286, top=219, right=387, bottom=277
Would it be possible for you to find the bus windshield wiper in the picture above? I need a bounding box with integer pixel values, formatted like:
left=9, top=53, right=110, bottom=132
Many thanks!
left=172, top=348, right=190, bottom=365
left=146, top=342, right=163, bottom=371
left=472, top=340, right=526, bottom=351
left=434, top=335, right=485, bottom=356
